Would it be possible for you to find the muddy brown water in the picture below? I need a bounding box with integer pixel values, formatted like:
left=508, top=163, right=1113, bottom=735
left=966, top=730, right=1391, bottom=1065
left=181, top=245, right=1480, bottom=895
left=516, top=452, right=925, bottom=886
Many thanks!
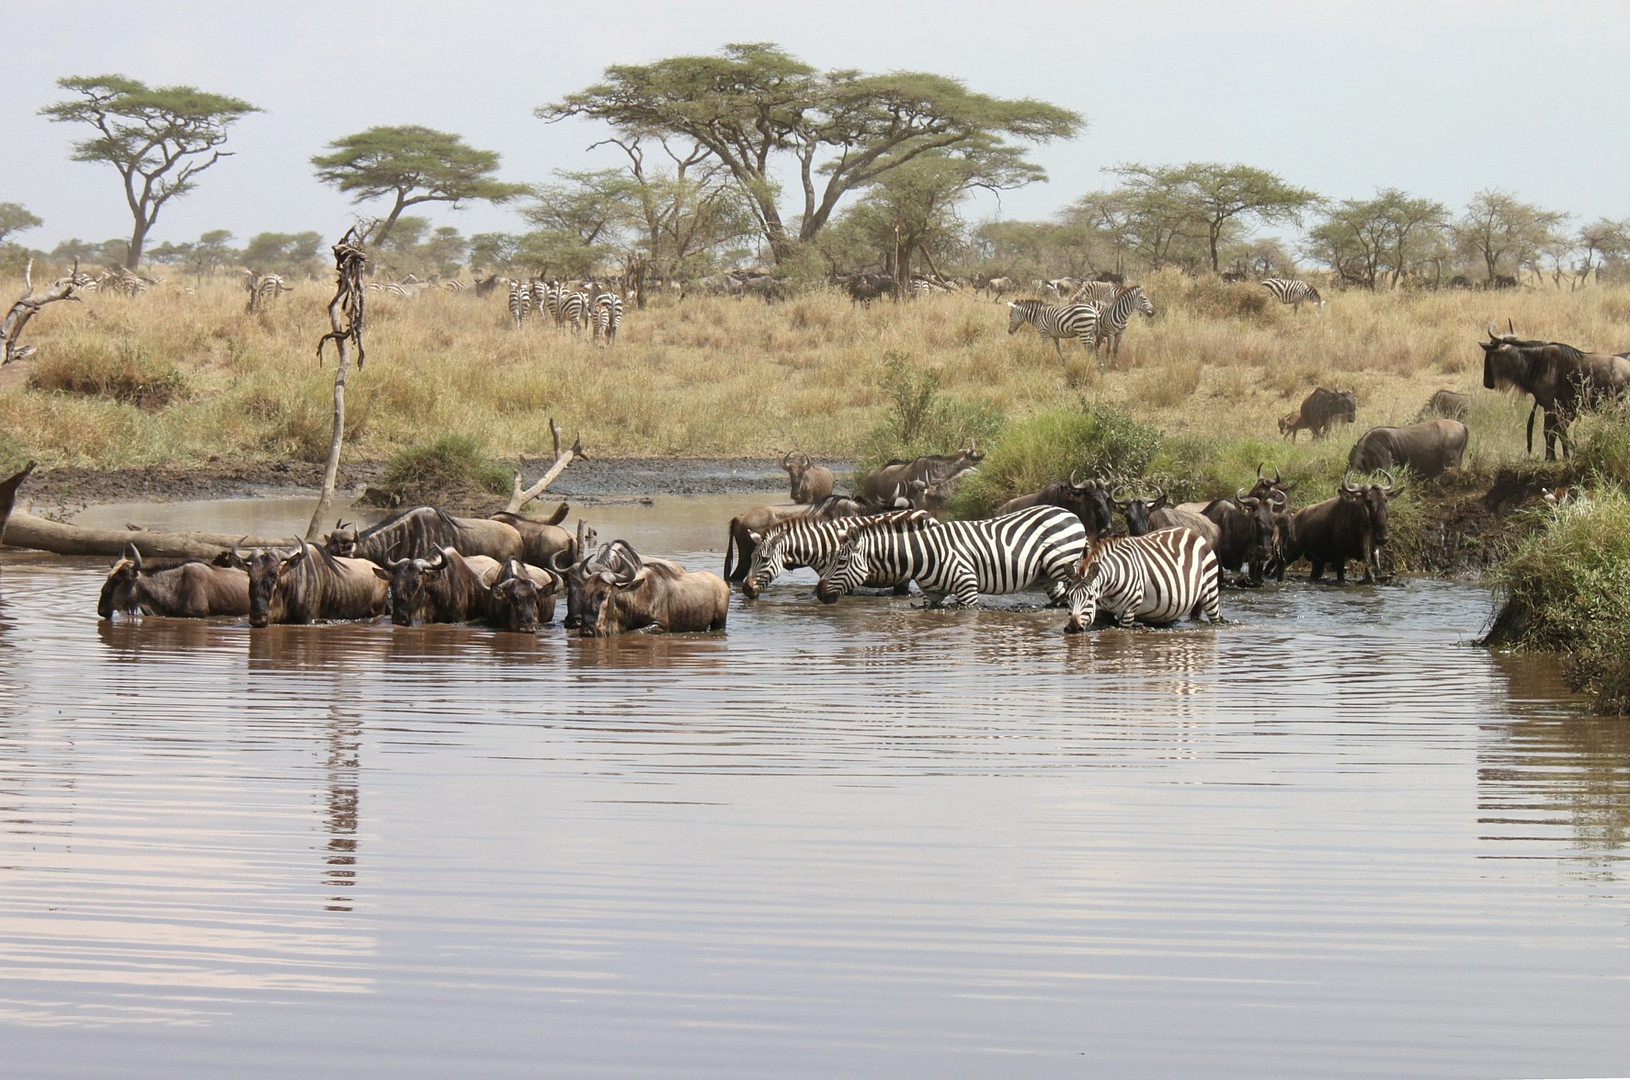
left=2, top=495, right=1627, bottom=1078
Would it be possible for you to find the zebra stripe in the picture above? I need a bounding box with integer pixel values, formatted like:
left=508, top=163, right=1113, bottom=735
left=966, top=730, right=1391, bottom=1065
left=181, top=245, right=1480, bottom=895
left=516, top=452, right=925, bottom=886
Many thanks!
left=591, top=292, right=623, bottom=344
left=558, top=290, right=591, bottom=333
left=1093, top=284, right=1154, bottom=360
left=507, top=279, right=532, bottom=327
left=1006, top=299, right=1101, bottom=363
left=816, top=505, right=1088, bottom=608
left=744, top=516, right=911, bottom=597
left=1063, top=528, right=1221, bottom=632
left=1260, top=278, right=1325, bottom=312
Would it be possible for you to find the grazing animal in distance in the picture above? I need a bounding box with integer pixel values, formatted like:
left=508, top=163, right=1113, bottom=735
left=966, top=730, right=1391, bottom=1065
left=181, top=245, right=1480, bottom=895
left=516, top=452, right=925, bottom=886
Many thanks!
left=1260, top=278, right=1325, bottom=312
left=1417, top=389, right=1471, bottom=422
left=1006, top=299, right=1102, bottom=363
left=1296, top=387, right=1357, bottom=440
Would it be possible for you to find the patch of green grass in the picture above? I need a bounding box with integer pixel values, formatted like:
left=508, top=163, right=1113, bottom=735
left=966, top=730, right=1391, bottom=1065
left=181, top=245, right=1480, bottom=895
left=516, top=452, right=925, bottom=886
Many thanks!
left=952, top=400, right=1162, bottom=516
left=855, top=351, right=1004, bottom=474
left=25, top=340, right=189, bottom=410
left=381, top=433, right=511, bottom=497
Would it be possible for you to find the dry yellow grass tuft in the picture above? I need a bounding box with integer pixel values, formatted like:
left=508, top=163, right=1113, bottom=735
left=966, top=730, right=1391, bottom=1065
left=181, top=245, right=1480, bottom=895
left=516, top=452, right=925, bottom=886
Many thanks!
left=0, top=270, right=1624, bottom=471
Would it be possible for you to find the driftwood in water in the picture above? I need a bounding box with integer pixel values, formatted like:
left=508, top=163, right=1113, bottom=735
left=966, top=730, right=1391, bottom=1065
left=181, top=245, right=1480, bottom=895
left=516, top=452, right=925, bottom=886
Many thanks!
left=506, top=417, right=586, bottom=512
left=2, top=510, right=286, bottom=560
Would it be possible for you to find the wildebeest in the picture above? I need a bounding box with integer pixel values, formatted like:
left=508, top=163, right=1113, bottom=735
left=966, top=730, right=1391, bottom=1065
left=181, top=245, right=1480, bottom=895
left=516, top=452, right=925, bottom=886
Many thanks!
left=485, top=558, right=552, bottom=632
left=489, top=504, right=574, bottom=567
left=1112, top=485, right=1168, bottom=536
left=1346, top=419, right=1468, bottom=478
left=1278, top=411, right=1308, bottom=440
left=857, top=445, right=984, bottom=508
left=1417, top=389, right=1471, bottom=421
left=577, top=542, right=729, bottom=636
left=1277, top=472, right=1397, bottom=584
left=1296, top=387, right=1358, bottom=440
left=995, top=474, right=1115, bottom=536
left=97, top=545, right=250, bottom=619
left=242, top=538, right=390, bottom=627
left=374, top=547, right=503, bottom=627
left=1480, top=323, right=1630, bottom=459
left=982, top=276, right=1016, bottom=299
left=1175, top=487, right=1277, bottom=585
left=1147, top=505, right=1221, bottom=548
left=0, top=460, right=34, bottom=543
left=349, top=506, right=524, bottom=565
left=782, top=453, right=835, bottom=504
left=838, top=272, right=894, bottom=303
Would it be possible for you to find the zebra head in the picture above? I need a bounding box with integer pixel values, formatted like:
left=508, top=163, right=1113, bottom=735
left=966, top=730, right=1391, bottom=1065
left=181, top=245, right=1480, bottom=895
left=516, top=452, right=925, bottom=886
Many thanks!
left=814, top=525, right=869, bottom=604
left=1006, top=300, right=1037, bottom=334
left=1130, top=286, right=1154, bottom=319
left=741, top=526, right=787, bottom=599
left=1063, top=557, right=1108, bottom=634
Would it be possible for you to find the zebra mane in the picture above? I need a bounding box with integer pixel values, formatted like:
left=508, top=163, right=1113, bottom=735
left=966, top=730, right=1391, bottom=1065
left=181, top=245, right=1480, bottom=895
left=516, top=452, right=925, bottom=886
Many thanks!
left=842, top=509, right=936, bottom=534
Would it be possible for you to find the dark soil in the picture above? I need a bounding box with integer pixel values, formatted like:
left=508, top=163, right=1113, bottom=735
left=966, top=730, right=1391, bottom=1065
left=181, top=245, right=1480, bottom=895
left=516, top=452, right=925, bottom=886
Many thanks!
left=25, top=457, right=851, bottom=518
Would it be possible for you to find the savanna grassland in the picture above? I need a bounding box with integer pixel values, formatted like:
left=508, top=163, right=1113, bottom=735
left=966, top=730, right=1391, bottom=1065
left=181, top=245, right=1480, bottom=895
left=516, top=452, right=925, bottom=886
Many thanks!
left=3, top=267, right=1625, bottom=483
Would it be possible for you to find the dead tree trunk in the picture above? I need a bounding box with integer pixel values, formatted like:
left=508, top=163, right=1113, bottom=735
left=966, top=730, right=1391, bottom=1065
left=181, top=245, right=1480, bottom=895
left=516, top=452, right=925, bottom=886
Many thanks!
left=505, top=418, right=586, bottom=513
left=307, top=228, right=368, bottom=542
left=1, top=259, right=85, bottom=365
left=2, top=511, right=286, bottom=560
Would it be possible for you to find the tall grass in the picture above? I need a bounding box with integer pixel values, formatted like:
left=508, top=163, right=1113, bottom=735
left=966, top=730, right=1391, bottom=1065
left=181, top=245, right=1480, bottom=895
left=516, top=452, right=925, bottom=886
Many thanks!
left=0, top=270, right=1624, bottom=470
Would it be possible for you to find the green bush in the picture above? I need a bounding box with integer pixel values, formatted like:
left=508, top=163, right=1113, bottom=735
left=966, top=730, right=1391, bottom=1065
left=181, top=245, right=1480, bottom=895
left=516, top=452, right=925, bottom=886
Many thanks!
left=952, top=400, right=1162, bottom=517
left=1486, top=490, right=1630, bottom=712
left=855, top=352, right=1004, bottom=474
left=381, top=433, right=511, bottom=497
left=1569, top=401, right=1630, bottom=490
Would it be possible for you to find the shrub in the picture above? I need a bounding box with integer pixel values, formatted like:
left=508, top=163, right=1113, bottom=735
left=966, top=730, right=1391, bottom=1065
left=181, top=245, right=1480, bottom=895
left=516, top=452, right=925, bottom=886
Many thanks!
left=953, top=400, right=1162, bottom=516
left=380, top=433, right=511, bottom=498
left=855, top=352, right=1003, bottom=474
left=1486, top=490, right=1630, bottom=711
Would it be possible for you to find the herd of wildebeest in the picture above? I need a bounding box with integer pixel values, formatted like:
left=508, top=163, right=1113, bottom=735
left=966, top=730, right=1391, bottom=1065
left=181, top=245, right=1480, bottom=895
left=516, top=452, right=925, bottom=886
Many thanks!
left=0, top=319, right=1621, bottom=638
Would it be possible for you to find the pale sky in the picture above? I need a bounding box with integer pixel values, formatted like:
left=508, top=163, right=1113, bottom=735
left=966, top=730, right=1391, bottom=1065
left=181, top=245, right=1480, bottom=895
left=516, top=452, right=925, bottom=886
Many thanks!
left=4, top=0, right=1626, bottom=257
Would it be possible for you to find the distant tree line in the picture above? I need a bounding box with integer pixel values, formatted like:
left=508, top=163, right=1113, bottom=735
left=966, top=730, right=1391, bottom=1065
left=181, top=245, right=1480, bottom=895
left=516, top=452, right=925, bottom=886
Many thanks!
left=8, top=47, right=1629, bottom=290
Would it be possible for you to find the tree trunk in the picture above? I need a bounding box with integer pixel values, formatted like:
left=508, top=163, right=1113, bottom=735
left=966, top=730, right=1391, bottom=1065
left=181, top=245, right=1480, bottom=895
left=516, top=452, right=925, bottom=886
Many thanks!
left=0, top=462, right=35, bottom=543
left=126, top=217, right=150, bottom=270
left=308, top=229, right=369, bottom=541
left=3, top=511, right=284, bottom=560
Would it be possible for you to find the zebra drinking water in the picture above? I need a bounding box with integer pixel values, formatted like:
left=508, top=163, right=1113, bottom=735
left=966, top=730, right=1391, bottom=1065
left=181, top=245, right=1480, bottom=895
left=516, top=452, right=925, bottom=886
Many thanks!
left=816, top=505, right=1088, bottom=608
left=1062, top=528, right=1222, bottom=633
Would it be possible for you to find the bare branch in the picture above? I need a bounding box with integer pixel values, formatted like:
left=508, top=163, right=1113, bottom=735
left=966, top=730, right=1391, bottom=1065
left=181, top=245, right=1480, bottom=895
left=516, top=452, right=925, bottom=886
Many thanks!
left=506, top=418, right=587, bottom=512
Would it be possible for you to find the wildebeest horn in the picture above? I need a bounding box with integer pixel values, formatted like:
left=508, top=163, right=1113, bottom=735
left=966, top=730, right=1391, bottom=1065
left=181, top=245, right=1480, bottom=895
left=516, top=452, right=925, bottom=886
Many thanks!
left=125, top=542, right=142, bottom=568
left=549, top=549, right=575, bottom=572
left=797, top=452, right=810, bottom=467
left=1236, top=485, right=1250, bottom=500
left=233, top=536, right=249, bottom=563
left=1256, top=462, right=1265, bottom=481
left=1069, top=468, right=1083, bottom=489
left=1111, top=483, right=1130, bottom=508
left=782, top=451, right=793, bottom=468
left=1487, top=320, right=1499, bottom=340
left=1341, top=471, right=1360, bottom=493
left=1378, top=469, right=1396, bottom=492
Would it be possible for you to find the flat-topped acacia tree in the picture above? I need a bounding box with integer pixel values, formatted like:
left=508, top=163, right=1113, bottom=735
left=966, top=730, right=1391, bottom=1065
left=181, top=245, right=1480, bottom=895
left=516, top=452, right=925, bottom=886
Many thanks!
left=311, top=126, right=528, bottom=251
left=40, top=75, right=260, bottom=269
left=540, top=43, right=1084, bottom=265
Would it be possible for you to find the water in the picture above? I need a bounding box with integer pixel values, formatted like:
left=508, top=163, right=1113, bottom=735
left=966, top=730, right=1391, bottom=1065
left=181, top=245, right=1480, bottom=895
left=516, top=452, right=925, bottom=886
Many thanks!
left=2, top=496, right=1626, bottom=1078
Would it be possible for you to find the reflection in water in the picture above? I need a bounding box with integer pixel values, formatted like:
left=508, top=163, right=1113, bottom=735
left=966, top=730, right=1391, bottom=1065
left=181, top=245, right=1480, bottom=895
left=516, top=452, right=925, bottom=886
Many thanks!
left=3, top=537, right=1630, bottom=1077
left=1480, top=652, right=1630, bottom=879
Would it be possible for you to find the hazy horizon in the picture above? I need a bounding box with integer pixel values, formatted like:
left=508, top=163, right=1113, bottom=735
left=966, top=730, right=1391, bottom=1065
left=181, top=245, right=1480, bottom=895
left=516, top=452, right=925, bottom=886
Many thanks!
left=4, top=1, right=1625, bottom=259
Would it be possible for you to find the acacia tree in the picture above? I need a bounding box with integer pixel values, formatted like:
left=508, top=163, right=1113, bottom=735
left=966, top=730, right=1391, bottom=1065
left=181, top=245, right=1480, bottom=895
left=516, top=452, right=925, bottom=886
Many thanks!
left=41, top=75, right=260, bottom=269
left=1453, top=189, right=1567, bottom=285
left=540, top=43, right=1082, bottom=265
left=0, top=204, right=42, bottom=246
left=1109, top=162, right=1319, bottom=274
left=311, top=126, right=527, bottom=251
left=1306, top=189, right=1448, bottom=288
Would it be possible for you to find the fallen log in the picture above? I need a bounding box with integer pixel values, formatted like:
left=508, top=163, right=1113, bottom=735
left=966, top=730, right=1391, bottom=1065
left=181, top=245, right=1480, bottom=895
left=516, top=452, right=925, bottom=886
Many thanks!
left=2, top=510, right=287, bottom=560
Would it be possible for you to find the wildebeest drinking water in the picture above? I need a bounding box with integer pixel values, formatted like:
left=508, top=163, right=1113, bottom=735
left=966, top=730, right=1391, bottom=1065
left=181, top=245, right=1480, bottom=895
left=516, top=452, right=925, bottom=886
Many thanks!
left=1481, top=323, right=1630, bottom=460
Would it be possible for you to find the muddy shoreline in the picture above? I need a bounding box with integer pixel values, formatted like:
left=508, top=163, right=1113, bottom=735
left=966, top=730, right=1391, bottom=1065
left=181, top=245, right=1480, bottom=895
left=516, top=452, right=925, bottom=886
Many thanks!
left=25, top=457, right=849, bottom=513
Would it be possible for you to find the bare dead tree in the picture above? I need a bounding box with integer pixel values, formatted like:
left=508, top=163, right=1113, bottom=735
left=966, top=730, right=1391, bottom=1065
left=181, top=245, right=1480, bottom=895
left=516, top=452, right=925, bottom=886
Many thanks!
left=505, top=418, right=586, bottom=513
left=307, top=227, right=368, bottom=541
left=1, top=260, right=85, bottom=365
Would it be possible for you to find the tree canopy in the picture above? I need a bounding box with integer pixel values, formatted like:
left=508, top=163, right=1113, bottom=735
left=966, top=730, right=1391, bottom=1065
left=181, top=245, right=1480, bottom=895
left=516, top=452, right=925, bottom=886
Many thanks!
left=311, top=125, right=527, bottom=251
left=1108, top=162, right=1319, bottom=274
left=40, top=75, right=260, bottom=268
left=540, top=43, right=1083, bottom=264
left=1453, top=189, right=1568, bottom=283
left=0, top=203, right=42, bottom=246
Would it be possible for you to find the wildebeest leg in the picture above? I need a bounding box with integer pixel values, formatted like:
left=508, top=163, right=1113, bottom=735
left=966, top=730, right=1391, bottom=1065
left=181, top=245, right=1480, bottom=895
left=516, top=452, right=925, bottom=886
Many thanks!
left=1308, top=559, right=1325, bottom=583
left=891, top=583, right=911, bottom=596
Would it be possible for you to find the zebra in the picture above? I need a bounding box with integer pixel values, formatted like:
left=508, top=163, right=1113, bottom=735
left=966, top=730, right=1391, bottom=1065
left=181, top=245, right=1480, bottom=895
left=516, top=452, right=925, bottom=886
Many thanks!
left=1069, top=279, right=1122, bottom=305
left=1260, top=278, right=1325, bottom=313
left=1092, top=284, right=1154, bottom=362
left=815, top=505, right=1088, bottom=609
left=1062, top=528, right=1222, bottom=633
left=1006, top=299, right=1102, bottom=364
left=742, top=516, right=913, bottom=599
left=591, top=292, right=623, bottom=344
left=244, top=271, right=289, bottom=313
left=507, top=278, right=532, bottom=327
left=558, top=289, right=591, bottom=334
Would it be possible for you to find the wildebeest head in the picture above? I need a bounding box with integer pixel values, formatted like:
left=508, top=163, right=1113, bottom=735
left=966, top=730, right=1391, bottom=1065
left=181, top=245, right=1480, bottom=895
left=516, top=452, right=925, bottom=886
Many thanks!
left=324, top=520, right=357, bottom=558
left=1065, top=472, right=1116, bottom=536
left=553, top=522, right=603, bottom=629
left=1112, top=484, right=1167, bottom=536
left=578, top=541, right=655, bottom=637
left=242, top=540, right=299, bottom=628
left=375, top=548, right=449, bottom=627
left=97, top=543, right=146, bottom=619
left=489, top=557, right=545, bottom=633
left=1340, top=469, right=1398, bottom=550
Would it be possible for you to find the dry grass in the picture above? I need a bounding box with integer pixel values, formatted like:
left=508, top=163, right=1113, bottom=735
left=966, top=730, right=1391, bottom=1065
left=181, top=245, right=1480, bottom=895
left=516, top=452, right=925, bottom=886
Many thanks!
left=0, top=269, right=1623, bottom=471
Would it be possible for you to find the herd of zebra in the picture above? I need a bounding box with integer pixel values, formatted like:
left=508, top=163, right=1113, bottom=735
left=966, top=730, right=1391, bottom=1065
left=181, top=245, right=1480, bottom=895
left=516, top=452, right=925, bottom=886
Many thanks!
left=504, top=278, right=625, bottom=342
